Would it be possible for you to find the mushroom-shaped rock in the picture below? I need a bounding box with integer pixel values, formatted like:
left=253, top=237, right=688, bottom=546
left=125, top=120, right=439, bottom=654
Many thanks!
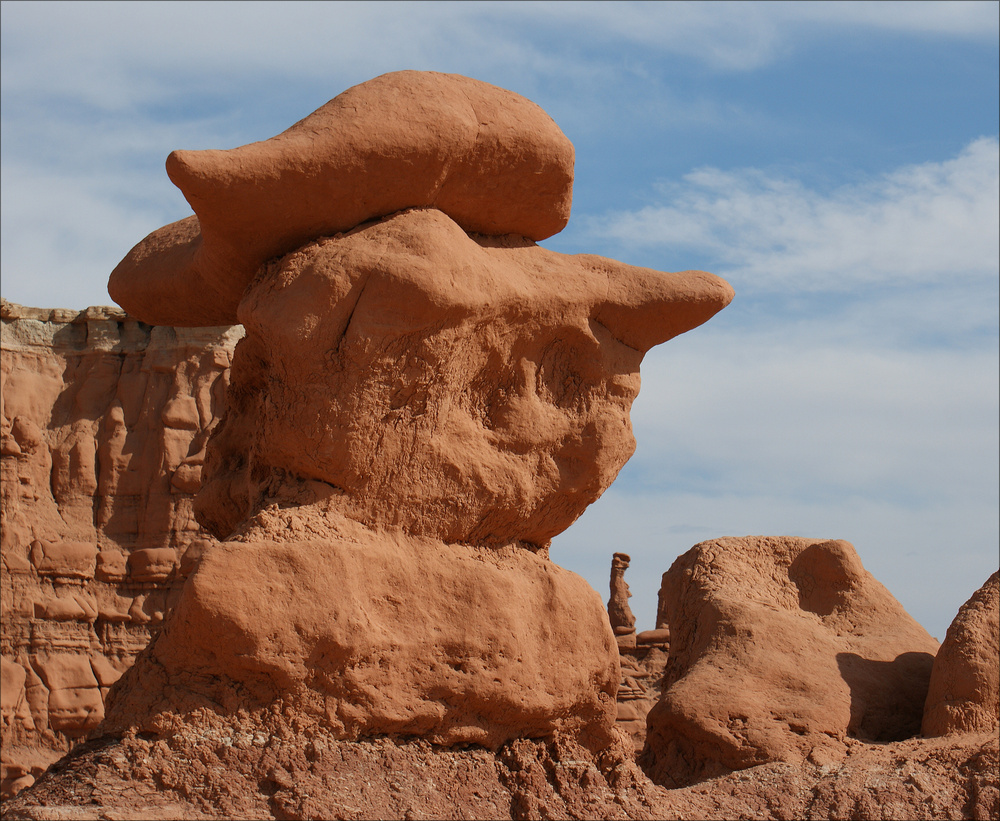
left=99, top=72, right=733, bottom=759
left=641, top=537, right=939, bottom=787
left=109, top=71, right=575, bottom=327
left=923, top=571, right=1000, bottom=736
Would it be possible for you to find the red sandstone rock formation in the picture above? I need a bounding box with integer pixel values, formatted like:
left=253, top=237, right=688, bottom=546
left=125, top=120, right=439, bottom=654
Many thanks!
left=606, top=552, right=670, bottom=752
left=642, top=536, right=941, bottom=787
left=193, top=208, right=732, bottom=546
left=0, top=299, right=240, bottom=797
left=104, top=530, right=620, bottom=752
left=608, top=552, right=637, bottom=646
left=93, top=72, right=733, bottom=757
left=923, top=570, right=1000, bottom=736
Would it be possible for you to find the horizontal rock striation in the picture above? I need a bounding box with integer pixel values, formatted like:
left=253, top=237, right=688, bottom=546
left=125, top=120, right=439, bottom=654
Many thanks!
left=0, top=298, right=241, bottom=797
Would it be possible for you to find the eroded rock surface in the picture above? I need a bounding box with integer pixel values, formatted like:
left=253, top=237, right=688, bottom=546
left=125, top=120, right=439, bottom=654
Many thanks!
left=642, top=536, right=940, bottom=787
left=104, top=521, right=620, bottom=752
left=0, top=299, right=240, bottom=797
left=194, top=208, right=732, bottom=546
left=923, top=570, right=1000, bottom=736
left=2, top=718, right=995, bottom=821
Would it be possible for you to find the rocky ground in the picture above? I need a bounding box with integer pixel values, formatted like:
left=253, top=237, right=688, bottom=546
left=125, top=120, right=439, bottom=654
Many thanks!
left=1, top=723, right=996, bottom=820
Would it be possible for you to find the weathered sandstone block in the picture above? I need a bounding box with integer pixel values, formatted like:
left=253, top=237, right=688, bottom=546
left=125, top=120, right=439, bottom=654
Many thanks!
left=33, top=654, right=104, bottom=734
left=28, top=540, right=96, bottom=579
left=642, top=536, right=939, bottom=786
left=105, top=518, right=619, bottom=751
left=923, top=571, right=999, bottom=736
left=126, top=547, right=179, bottom=583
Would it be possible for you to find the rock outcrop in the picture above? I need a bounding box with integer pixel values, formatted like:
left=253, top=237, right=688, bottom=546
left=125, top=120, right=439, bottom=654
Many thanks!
left=923, top=570, right=1000, bottom=736
left=93, top=71, right=734, bottom=758
left=10, top=70, right=993, bottom=821
left=642, top=536, right=940, bottom=787
left=104, top=531, right=620, bottom=752
left=191, top=207, right=732, bottom=547
left=607, top=553, right=669, bottom=752
left=0, top=299, right=241, bottom=797
left=608, top=552, right=637, bottom=646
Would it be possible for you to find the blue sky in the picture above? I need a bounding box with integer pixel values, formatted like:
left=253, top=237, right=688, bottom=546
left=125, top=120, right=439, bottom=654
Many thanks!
left=2, top=1, right=997, bottom=639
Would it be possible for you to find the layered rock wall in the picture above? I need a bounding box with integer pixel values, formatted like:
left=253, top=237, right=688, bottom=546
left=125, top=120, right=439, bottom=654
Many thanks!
left=0, top=299, right=241, bottom=794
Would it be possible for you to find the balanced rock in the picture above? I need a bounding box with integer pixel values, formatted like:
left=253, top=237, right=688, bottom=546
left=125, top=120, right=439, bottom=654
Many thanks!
left=98, top=72, right=733, bottom=756
left=109, top=71, right=576, bottom=327
left=923, top=571, right=1000, bottom=736
left=642, top=536, right=940, bottom=787
left=608, top=552, right=637, bottom=648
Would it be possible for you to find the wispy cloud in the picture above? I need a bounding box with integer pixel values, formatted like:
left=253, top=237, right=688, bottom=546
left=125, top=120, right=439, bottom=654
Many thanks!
left=630, top=330, right=999, bottom=503
left=783, top=0, right=1000, bottom=39
left=500, top=1, right=999, bottom=71
left=592, top=137, right=1000, bottom=291
left=3, top=2, right=996, bottom=111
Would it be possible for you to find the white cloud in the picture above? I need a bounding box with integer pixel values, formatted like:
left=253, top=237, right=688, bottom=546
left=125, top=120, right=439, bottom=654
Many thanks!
left=3, top=1, right=995, bottom=113
left=782, top=0, right=1000, bottom=38
left=500, top=1, right=998, bottom=71
left=630, top=328, right=999, bottom=505
left=0, top=2, right=583, bottom=112
left=592, top=137, right=1000, bottom=291
left=0, top=161, right=184, bottom=310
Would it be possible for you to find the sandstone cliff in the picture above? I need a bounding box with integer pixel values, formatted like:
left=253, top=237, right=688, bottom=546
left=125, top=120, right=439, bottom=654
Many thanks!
left=0, top=298, right=242, bottom=795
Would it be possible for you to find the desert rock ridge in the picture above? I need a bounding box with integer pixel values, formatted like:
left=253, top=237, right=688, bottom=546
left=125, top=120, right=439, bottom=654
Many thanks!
left=1, top=298, right=241, bottom=799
